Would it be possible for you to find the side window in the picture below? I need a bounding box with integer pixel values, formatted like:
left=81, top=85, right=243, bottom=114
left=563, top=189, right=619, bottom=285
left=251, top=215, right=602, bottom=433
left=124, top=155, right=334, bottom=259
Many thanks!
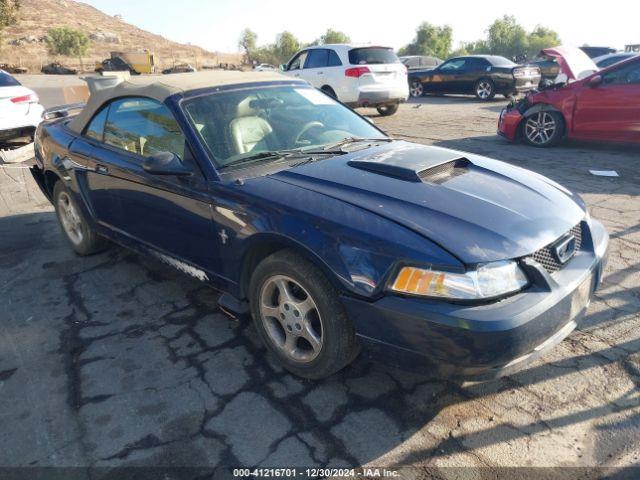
left=288, top=51, right=308, bottom=71
left=327, top=49, right=342, bottom=67
left=103, top=97, right=186, bottom=160
left=305, top=49, right=329, bottom=69
left=470, top=58, right=490, bottom=70
left=603, top=62, right=640, bottom=85
left=84, top=106, right=109, bottom=141
left=440, top=59, right=466, bottom=71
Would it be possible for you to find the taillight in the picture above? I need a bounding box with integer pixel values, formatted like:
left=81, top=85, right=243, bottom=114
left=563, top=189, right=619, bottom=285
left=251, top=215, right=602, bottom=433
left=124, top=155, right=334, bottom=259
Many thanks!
left=345, top=66, right=370, bottom=78
left=11, top=93, right=38, bottom=104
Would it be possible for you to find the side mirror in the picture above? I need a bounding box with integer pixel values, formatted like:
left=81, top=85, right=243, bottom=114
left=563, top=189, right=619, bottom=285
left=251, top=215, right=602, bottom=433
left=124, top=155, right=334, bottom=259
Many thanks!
left=142, top=151, right=192, bottom=176
left=280, top=64, right=287, bottom=71
left=588, top=75, right=602, bottom=88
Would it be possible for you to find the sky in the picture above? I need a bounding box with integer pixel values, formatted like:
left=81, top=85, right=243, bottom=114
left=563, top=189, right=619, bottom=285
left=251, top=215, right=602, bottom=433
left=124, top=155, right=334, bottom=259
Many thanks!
left=83, top=0, right=637, bottom=53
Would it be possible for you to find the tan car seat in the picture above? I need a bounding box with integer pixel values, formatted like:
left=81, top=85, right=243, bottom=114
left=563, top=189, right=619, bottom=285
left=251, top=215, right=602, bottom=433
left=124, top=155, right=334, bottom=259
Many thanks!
left=229, top=96, right=273, bottom=155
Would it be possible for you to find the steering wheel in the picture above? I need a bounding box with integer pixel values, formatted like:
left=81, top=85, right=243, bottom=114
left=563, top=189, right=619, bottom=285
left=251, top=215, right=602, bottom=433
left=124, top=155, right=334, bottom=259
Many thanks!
left=295, top=121, right=325, bottom=144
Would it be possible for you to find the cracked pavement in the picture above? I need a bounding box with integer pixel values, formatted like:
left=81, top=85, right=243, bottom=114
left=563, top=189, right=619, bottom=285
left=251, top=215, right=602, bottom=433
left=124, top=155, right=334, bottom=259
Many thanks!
left=0, top=83, right=639, bottom=473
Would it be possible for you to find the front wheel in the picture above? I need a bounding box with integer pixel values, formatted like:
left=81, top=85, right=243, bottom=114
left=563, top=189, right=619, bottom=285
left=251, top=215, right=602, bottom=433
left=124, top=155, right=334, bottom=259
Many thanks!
left=474, top=78, right=495, bottom=100
left=409, top=80, right=423, bottom=97
left=522, top=110, right=564, bottom=147
left=53, top=181, right=109, bottom=255
left=249, top=250, right=358, bottom=379
left=376, top=103, right=399, bottom=116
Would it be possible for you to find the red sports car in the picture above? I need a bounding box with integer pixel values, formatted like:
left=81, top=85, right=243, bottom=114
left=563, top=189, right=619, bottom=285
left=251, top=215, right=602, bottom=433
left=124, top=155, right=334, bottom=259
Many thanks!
left=498, top=49, right=640, bottom=147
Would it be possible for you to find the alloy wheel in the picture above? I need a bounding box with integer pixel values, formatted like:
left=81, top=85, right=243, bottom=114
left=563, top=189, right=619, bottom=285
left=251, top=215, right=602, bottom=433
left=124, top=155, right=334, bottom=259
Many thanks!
left=476, top=81, right=493, bottom=99
left=57, top=191, right=84, bottom=246
left=524, top=111, right=556, bottom=145
left=410, top=81, right=423, bottom=97
left=259, top=275, right=324, bottom=363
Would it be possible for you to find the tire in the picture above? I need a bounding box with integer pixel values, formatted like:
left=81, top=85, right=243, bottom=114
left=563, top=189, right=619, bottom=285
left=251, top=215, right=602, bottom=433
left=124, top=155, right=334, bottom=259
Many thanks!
left=249, top=250, right=358, bottom=379
left=522, top=110, right=564, bottom=148
left=53, top=181, right=109, bottom=256
left=376, top=103, right=399, bottom=116
left=474, top=78, right=495, bottom=100
left=321, top=86, right=337, bottom=99
left=409, top=80, right=423, bottom=97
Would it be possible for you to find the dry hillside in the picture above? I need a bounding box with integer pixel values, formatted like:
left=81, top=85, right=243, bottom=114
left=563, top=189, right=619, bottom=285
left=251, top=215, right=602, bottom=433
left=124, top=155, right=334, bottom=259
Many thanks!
left=0, top=0, right=242, bottom=72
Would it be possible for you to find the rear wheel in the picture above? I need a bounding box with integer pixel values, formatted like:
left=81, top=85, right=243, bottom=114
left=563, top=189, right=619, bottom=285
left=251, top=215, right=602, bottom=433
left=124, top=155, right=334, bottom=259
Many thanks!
left=53, top=181, right=109, bottom=255
left=474, top=78, right=495, bottom=100
left=376, top=103, right=399, bottom=116
left=409, top=80, right=424, bottom=97
left=522, top=110, right=564, bottom=147
left=249, top=250, right=358, bottom=379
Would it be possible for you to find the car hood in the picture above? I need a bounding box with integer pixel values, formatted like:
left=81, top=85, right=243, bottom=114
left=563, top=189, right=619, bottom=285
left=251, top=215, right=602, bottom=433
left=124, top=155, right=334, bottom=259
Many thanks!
left=269, top=141, right=585, bottom=264
left=540, top=46, right=597, bottom=81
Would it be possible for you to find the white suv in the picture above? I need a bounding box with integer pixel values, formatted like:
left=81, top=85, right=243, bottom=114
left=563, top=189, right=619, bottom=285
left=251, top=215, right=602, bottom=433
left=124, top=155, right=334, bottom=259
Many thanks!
left=282, top=44, right=408, bottom=116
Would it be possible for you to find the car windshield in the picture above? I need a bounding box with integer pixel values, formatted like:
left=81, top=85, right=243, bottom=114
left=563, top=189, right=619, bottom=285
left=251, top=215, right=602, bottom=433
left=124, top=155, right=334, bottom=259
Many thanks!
left=348, top=47, right=400, bottom=65
left=182, top=85, right=386, bottom=168
left=0, top=71, right=20, bottom=87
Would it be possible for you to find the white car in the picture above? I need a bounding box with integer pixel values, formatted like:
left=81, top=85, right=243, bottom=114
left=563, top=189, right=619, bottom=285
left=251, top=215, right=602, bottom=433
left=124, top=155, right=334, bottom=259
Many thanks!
left=254, top=63, right=277, bottom=72
left=282, top=44, right=408, bottom=116
left=0, top=69, right=44, bottom=142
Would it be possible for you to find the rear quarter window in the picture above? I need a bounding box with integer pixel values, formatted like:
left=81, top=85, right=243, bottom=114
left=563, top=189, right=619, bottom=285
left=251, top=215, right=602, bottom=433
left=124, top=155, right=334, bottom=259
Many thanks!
left=0, top=71, right=20, bottom=87
left=348, top=47, right=400, bottom=65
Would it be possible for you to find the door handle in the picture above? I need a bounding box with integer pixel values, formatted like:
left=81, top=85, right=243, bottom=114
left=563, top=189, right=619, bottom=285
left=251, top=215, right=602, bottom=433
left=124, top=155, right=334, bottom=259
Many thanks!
left=317, top=71, right=324, bottom=74
left=95, top=164, right=109, bottom=175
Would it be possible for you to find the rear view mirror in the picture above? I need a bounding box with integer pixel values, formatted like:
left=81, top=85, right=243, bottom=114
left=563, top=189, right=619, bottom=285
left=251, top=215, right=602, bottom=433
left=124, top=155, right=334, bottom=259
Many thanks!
left=142, top=152, right=192, bottom=176
left=588, top=75, right=602, bottom=88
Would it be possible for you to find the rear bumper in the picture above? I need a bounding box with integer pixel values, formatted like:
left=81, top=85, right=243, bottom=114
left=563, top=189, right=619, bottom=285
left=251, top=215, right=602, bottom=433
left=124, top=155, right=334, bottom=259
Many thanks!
left=343, top=219, right=609, bottom=379
left=497, top=107, right=523, bottom=141
left=0, top=104, right=44, bottom=140
left=347, top=86, right=409, bottom=108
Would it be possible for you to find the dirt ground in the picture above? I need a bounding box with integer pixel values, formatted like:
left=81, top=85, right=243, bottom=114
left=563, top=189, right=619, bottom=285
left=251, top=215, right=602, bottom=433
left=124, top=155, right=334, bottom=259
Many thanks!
left=1, top=81, right=639, bottom=477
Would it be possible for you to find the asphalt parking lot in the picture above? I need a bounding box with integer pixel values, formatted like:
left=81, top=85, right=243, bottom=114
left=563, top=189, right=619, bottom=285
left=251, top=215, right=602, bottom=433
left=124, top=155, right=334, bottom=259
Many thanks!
left=1, top=76, right=639, bottom=475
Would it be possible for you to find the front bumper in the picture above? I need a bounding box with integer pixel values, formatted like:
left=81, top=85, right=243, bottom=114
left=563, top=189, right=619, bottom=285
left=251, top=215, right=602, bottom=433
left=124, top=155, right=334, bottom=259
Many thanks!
left=343, top=219, right=609, bottom=379
left=497, top=107, right=524, bottom=141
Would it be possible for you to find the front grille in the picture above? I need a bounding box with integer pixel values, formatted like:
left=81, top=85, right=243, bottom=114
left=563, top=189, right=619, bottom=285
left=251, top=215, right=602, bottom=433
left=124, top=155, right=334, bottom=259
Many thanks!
left=530, top=223, right=583, bottom=274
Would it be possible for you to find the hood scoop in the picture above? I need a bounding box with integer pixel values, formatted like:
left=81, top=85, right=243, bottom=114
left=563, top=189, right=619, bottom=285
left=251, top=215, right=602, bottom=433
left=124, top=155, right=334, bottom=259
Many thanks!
left=348, top=150, right=471, bottom=183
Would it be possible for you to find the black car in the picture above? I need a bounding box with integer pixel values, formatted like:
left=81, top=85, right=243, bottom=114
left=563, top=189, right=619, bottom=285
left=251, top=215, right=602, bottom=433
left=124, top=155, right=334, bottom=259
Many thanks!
left=526, top=57, right=559, bottom=83
left=41, top=62, right=78, bottom=75
left=579, top=46, right=616, bottom=59
left=408, top=55, right=541, bottom=100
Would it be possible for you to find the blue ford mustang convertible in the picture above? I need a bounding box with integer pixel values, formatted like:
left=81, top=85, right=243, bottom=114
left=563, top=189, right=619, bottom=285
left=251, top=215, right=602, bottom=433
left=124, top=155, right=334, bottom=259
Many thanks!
left=31, top=71, right=609, bottom=379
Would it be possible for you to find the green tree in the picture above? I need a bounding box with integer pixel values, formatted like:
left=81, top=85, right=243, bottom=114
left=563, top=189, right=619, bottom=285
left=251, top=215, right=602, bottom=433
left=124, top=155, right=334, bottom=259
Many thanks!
left=238, top=28, right=258, bottom=63
left=318, top=28, right=350, bottom=45
left=399, top=23, right=452, bottom=60
left=526, top=25, right=561, bottom=59
left=486, top=15, right=528, bottom=60
left=47, top=27, right=90, bottom=70
left=274, top=31, right=300, bottom=64
left=0, top=0, right=20, bottom=45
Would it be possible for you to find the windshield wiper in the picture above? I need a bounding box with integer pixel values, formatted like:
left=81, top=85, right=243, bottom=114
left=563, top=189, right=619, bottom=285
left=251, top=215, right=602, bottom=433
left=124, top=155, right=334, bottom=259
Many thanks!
left=219, top=138, right=393, bottom=170
left=219, top=151, right=294, bottom=170
left=312, top=136, right=394, bottom=153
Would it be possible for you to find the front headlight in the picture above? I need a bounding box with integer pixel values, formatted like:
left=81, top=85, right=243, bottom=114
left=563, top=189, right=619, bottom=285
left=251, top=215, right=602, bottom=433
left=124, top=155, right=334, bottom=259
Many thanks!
left=390, top=260, right=528, bottom=301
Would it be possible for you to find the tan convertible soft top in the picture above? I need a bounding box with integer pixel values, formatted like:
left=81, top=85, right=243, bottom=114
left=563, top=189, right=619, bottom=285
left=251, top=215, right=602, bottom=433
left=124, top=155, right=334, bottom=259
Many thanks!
left=68, top=70, right=291, bottom=134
